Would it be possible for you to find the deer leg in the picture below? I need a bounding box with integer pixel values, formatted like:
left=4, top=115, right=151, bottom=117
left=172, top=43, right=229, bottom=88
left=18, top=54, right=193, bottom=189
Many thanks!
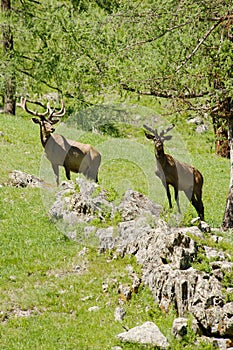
left=186, top=186, right=205, bottom=220
left=174, top=187, right=181, bottom=213
left=195, top=190, right=205, bottom=220
left=51, top=163, right=59, bottom=186
left=79, top=154, right=90, bottom=179
left=63, top=156, right=72, bottom=181
left=64, top=165, right=71, bottom=181
left=92, top=155, right=101, bottom=183
left=198, top=203, right=204, bottom=220
left=184, top=189, right=201, bottom=218
left=190, top=194, right=202, bottom=218
left=166, top=184, right=172, bottom=209
left=95, top=173, right=99, bottom=183
left=87, top=165, right=99, bottom=183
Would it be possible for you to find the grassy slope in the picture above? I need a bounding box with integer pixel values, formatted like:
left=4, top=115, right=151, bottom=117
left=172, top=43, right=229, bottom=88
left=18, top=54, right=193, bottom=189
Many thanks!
left=0, top=105, right=229, bottom=349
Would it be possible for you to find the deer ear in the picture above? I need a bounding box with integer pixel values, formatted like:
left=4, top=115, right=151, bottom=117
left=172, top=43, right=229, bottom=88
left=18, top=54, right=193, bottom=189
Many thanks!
left=163, top=135, right=172, bottom=141
left=145, top=132, right=154, bottom=140
left=51, top=119, right=59, bottom=125
left=31, top=117, right=40, bottom=124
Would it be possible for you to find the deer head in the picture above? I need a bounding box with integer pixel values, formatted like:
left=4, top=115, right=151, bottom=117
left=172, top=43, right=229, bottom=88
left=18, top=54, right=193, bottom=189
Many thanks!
left=144, top=124, right=174, bottom=156
left=18, top=97, right=66, bottom=144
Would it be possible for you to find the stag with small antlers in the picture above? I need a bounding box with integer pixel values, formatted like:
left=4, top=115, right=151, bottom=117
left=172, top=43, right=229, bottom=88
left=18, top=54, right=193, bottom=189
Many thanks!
left=18, top=97, right=101, bottom=185
left=144, top=124, right=204, bottom=220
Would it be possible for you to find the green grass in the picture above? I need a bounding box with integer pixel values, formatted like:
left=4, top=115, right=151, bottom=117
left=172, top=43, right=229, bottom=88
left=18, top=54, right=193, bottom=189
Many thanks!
left=0, top=104, right=229, bottom=349
left=0, top=114, right=41, bottom=182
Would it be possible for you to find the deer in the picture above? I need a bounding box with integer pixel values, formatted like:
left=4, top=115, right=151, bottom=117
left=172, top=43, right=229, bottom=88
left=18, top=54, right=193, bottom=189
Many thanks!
left=144, top=124, right=204, bottom=220
left=18, top=97, right=101, bottom=186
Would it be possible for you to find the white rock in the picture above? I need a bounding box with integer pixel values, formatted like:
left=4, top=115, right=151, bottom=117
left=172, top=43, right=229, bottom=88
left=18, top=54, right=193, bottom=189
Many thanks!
left=172, top=317, right=188, bottom=337
left=88, top=306, right=100, bottom=312
left=114, top=307, right=126, bottom=322
left=117, top=321, right=169, bottom=348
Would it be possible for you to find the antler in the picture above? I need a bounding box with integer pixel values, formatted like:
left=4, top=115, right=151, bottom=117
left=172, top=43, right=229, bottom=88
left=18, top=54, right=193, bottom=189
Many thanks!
left=159, top=124, right=175, bottom=140
left=17, top=97, right=49, bottom=118
left=47, top=99, right=66, bottom=122
left=143, top=124, right=159, bottom=138
left=143, top=123, right=174, bottom=141
left=18, top=97, right=66, bottom=123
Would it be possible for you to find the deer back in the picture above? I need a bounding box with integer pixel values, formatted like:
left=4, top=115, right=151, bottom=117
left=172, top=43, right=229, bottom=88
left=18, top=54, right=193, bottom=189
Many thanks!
left=66, top=139, right=96, bottom=171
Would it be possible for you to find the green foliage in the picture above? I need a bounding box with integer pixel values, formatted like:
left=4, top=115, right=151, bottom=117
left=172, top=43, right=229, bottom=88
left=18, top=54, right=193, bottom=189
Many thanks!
left=91, top=212, right=122, bottom=229
left=1, top=0, right=232, bottom=112
left=191, top=246, right=212, bottom=274
left=222, top=270, right=233, bottom=289
left=224, top=288, right=233, bottom=303
left=105, top=186, right=118, bottom=202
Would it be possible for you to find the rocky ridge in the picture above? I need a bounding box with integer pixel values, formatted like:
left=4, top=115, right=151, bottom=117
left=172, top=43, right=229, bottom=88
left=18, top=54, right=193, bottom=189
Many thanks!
left=7, top=171, right=233, bottom=349
left=48, top=177, right=233, bottom=348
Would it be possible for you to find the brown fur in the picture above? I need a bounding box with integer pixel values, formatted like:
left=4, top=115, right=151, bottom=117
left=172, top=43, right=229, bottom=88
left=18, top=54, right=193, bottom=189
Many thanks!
left=145, top=132, right=204, bottom=219
left=32, top=118, right=101, bottom=185
left=18, top=97, right=101, bottom=185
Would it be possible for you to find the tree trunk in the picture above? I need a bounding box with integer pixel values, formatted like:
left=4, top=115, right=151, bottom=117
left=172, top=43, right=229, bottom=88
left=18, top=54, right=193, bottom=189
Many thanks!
left=1, top=0, right=16, bottom=115
left=212, top=117, right=230, bottom=158
left=222, top=118, right=233, bottom=230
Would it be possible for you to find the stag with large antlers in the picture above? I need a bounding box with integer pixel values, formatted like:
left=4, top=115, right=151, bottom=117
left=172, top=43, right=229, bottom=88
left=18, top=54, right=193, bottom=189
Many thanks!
left=19, top=98, right=101, bottom=185
left=144, top=124, right=204, bottom=220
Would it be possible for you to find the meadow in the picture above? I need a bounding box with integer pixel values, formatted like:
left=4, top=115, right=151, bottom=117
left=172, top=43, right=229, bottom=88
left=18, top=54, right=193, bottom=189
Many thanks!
left=0, top=100, right=230, bottom=349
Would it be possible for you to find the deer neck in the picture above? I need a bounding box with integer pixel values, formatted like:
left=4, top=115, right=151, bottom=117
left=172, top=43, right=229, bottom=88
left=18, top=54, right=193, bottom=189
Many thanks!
left=40, top=128, right=51, bottom=148
left=155, top=145, right=165, bottom=160
left=155, top=146, right=168, bottom=167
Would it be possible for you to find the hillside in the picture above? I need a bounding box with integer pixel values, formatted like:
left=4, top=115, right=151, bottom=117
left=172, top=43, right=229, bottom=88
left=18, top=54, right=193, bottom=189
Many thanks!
left=0, top=102, right=232, bottom=349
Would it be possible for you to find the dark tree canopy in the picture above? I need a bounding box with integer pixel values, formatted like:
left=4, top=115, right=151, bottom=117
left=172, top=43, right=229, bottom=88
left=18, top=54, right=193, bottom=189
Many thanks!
left=0, top=1, right=232, bottom=111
